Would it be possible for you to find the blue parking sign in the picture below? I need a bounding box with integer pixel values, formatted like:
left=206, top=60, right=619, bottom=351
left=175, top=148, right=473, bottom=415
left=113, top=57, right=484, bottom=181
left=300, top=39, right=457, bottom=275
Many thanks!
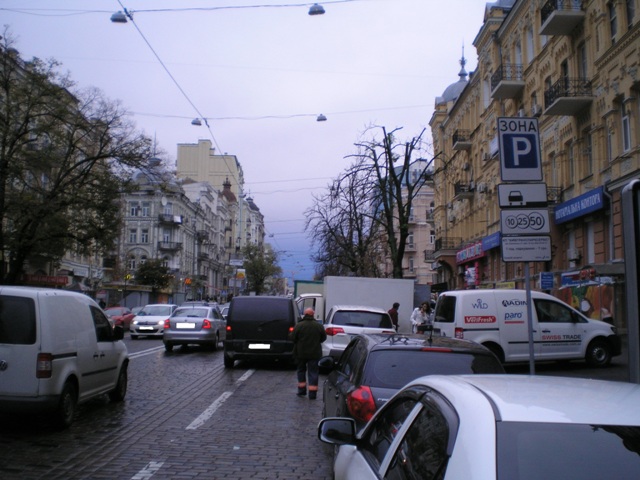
left=498, top=117, right=543, bottom=182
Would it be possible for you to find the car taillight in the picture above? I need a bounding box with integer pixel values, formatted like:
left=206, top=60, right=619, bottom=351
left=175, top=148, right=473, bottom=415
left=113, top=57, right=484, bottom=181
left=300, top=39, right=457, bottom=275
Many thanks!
left=381, top=330, right=396, bottom=334
left=325, top=326, right=345, bottom=336
left=455, top=327, right=464, bottom=339
left=289, top=326, right=294, bottom=334
left=346, top=386, right=376, bottom=423
left=203, top=319, right=212, bottom=329
left=36, top=353, right=53, bottom=379
left=164, top=319, right=171, bottom=329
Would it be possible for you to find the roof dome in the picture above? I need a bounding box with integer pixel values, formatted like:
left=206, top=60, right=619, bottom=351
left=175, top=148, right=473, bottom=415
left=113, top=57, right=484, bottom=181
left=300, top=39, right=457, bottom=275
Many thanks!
left=437, top=52, right=468, bottom=105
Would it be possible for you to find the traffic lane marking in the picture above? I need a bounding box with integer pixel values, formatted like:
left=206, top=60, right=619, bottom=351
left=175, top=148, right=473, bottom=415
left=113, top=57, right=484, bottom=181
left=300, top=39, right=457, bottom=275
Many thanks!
left=186, top=369, right=255, bottom=430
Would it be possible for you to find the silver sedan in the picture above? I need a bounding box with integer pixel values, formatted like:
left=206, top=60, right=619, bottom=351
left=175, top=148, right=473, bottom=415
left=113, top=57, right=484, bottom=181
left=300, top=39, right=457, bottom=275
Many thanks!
left=163, top=305, right=226, bottom=352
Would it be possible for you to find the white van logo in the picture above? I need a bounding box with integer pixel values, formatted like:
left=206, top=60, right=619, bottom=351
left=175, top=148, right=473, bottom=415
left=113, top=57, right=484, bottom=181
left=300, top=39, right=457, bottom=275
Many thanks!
left=471, top=299, right=489, bottom=309
left=502, top=299, right=527, bottom=307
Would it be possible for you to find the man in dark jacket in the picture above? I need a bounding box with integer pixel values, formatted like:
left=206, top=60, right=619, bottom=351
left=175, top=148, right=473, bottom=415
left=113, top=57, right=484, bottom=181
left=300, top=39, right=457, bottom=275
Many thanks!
left=292, top=307, right=327, bottom=400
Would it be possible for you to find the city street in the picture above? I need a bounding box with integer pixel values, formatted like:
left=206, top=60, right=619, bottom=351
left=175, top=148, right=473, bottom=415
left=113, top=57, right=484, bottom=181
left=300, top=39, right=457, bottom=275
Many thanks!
left=0, top=334, right=632, bottom=480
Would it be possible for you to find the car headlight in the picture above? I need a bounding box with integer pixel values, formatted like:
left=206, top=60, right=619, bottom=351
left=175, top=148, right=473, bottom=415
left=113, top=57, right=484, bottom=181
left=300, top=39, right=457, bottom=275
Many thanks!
left=157, top=320, right=164, bottom=325
left=133, top=320, right=139, bottom=325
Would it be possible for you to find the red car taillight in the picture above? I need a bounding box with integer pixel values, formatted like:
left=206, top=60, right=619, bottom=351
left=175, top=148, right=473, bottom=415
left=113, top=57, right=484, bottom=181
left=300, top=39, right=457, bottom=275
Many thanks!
left=202, top=319, right=212, bottom=329
left=455, top=327, right=464, bottom=339
left=164, top=319, right=171, bottom=329
left=325, top=326, right=345, bottom=336
left=36, top=353, right=53, bottom=379
left=346, top=386, right=376, bottom=424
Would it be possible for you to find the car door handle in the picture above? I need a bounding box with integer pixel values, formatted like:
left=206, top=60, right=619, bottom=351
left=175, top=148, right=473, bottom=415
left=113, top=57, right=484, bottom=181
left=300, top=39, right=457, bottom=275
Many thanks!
left=93, top=352, right=105, bottom=359
left=542, top=329, right=551, bottom=333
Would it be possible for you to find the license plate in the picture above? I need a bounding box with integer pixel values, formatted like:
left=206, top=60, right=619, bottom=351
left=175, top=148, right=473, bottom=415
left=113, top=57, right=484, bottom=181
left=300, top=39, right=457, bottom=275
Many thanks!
left=176, top=322, right=196, bottom=329
left=248, top=343, right=270, bottom=350
left=139, top=326, right=154, bottom=331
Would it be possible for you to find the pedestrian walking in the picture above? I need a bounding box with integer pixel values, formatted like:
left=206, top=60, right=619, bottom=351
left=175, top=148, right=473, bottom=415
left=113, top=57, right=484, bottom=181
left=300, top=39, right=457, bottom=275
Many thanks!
left=388, top=302, right=400, bottom=331
left=292, top=307, right=327, bottom=400
left=410, top=302, right=431, bottom=333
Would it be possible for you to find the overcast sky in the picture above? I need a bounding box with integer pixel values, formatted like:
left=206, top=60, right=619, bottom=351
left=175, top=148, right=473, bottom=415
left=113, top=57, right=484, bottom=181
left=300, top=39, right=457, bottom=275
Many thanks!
left=2, top=0, right=488, bottom=283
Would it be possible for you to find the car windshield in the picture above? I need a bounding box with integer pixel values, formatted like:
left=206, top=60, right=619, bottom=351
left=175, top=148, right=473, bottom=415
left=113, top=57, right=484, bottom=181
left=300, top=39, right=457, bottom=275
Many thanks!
left=331, top=311, right=392, bottom=328
left=497, top=422, right=640, bottom=479
left=362, top=350, right=504, bottom=389
left=140, top=305, right=173, bottom=316
left=106, top=307, right=126, bottom=315
left=173, top=307, right=209, bottom=318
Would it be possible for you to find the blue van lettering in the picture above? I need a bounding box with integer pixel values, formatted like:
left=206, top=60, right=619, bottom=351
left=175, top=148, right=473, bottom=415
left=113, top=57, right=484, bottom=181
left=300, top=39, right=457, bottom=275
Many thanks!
left=471, top=299, right=489, bottom=309
left=501, top=299, right=528, bottom=307
left=504, top=312, right=523, bottom=320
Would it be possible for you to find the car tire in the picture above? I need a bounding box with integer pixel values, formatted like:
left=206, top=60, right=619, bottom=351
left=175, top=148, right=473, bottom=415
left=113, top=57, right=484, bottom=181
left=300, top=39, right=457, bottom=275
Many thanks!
left=54, top=381, right=77, bottom=429
left=165, top=343, right=174, bottom=352
left=131, top=334, right=138, bottom=340
left=586, top=339, right=612, bottom=367
left=108, top=366, right=128, bottom=402
left=224, top=353, right=234, bottom=368
left=211, top=333, right=219, bottom=351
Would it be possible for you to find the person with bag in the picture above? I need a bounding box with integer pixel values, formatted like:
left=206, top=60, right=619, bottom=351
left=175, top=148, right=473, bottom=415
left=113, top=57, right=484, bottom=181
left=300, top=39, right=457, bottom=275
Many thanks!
left=410, top=302, right=431, bottom=334
left=291, top=307, right=327, bottom=400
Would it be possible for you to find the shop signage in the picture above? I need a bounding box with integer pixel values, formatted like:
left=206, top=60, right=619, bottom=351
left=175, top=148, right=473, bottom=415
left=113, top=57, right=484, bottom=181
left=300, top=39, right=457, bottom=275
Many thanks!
left=456, top=241, right=484, bottom=264
left=554, top=186, right=605, bottom=224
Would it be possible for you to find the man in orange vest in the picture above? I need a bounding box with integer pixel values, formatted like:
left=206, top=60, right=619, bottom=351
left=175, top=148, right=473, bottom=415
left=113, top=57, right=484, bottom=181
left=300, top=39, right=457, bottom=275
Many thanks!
left=291, top=308, right=327, bottom=400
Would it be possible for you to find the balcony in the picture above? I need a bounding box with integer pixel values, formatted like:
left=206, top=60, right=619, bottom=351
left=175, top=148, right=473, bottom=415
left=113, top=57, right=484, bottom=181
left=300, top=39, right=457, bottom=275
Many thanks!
left=158, top=214, right=183, bottom=225
left=157, top=241, right=183, bottom=251
left=452, top=130, right=472, bottom=151
left=490, top=64, right=524, bottom=99
left=423, top=250, right=436, bottom=262
left=425, top=211, right=435, bottom=223
left=198, top=252, right=210, bottom=260
left=405, top=243, right=416, bottom=252
left=454, top=182, right=474, bottom=200
left=544, top=78, right=592, bottom=116
left=540, top=0, right=585, bottom=36
left=435, top=237, right=461, bottom=253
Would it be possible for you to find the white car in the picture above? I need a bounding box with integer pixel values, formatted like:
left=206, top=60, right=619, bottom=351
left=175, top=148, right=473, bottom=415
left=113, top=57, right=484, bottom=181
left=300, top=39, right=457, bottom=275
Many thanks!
left=322, top=305, right=396, bottom=360
left=319, top=374, right=640, bottom=479
left=130, top=304, right=178, bottom=339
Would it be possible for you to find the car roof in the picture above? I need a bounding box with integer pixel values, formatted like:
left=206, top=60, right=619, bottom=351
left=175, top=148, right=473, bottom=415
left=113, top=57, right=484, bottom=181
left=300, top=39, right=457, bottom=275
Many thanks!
left=142, top=304, right=177, bottom=307
left=358, top=333, right=497, bottom=355
left=406, top=374, right=640, bottom=426
left=330, top=305, right=388, bottom=313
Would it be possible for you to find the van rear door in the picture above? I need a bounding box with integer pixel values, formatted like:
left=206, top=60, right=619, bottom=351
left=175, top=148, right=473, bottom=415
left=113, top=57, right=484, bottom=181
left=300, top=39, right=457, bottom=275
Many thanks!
left=230, top=299, right=295, bottom=341
left=0, top=293, right=40, bottom=398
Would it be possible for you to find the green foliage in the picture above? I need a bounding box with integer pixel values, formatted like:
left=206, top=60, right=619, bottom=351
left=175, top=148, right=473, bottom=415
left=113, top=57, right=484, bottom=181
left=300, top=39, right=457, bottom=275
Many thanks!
left=0, top=31, right=153, bottom=284
left=135, top=259, right=171, bottom=292
left=241, top=244, right=282, bottom=295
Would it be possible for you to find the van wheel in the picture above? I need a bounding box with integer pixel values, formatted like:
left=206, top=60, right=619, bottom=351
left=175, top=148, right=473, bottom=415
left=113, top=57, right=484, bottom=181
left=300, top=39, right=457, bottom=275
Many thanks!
left=54, top=381, right=77, bottom=429
left=586, top=339, right=612, bottom=367
left=108, top=366, right=128, bottom=402
left=483, top=343, right=505, bottom=363
left=164, top=343, right=174, bottom=352
left=224, top=353, right=234, bottom=368
left=210, top=333, right=219, bottom=351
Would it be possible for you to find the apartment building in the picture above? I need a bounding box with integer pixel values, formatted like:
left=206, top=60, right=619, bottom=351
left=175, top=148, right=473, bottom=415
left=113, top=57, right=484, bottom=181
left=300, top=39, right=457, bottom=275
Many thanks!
left=429, top=0, right=638, bottom=330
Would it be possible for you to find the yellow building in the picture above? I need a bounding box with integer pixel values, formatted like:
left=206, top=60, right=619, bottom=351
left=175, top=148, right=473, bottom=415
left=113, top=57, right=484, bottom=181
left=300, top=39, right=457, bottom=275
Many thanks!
left=430, top=0, right=638, bottom=330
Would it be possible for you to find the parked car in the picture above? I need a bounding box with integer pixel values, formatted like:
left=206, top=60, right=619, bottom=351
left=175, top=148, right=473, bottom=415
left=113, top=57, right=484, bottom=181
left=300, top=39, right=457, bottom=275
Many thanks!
left=131, top=306, right=144, bottom=316
left=322, top=305, right=396, bottom=360
left=321, top=332, right=505, bottom=431
left=219, top=303, right=230, bottom=320
left=104, top=306, right=135, bottom=330
left=163, top=304, right=226, bottom=352
left=0, top=286, right=128, bottom=428
left=130, top=304, right=178, bottom=339
left=319, top=374, right=640, bottom=479
left=223, top=296, right=300, bottom=368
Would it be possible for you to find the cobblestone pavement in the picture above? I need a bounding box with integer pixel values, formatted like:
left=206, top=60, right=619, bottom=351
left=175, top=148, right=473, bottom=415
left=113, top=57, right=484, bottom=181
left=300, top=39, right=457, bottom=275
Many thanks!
left=0, top=343, right=333, bottom=480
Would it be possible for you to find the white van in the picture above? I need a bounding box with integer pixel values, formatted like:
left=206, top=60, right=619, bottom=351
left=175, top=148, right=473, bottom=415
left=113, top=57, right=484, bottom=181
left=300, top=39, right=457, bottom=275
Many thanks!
left=0, top=287, right=129, bottom=427
left=433, top=289, right=621, bottom=367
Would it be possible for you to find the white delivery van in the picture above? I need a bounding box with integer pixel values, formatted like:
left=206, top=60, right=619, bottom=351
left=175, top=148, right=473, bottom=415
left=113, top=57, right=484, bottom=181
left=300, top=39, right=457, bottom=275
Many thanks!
left=0, top=287, right=129, bottom=428
left=433, top=289, right=621, bottom=367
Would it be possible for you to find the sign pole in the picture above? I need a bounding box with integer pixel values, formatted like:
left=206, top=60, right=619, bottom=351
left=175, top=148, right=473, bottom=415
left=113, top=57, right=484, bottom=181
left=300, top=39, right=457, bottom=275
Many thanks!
left=524, top=263, right=535, bottom=375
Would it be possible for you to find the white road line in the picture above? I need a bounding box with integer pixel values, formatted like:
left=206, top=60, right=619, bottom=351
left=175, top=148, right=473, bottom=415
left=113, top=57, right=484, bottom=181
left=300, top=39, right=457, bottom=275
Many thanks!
left=185, top=370, right=255, bottom=430
left=131, top=461, right=164, bottom=479
left=128, top=346, right=165, bottom=359
left=186, top=391, right=233, bottom=430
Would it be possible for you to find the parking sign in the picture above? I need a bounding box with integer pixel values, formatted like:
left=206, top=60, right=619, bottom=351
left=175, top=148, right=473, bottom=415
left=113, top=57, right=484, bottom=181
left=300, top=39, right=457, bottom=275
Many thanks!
left=498, top=117, right=542, bottom=181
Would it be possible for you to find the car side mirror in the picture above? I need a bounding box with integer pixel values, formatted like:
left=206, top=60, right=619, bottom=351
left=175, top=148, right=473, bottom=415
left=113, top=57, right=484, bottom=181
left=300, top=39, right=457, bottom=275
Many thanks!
left=112, top=325, right=125, bottom=341
left=318, top=356, right=336, bottom=372
left=318, top=417, right=356, bottom=445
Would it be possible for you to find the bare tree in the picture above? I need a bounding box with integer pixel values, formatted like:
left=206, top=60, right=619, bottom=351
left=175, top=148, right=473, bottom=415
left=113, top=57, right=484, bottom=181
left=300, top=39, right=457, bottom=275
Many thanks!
left=0, top=32, right=154, bottom=283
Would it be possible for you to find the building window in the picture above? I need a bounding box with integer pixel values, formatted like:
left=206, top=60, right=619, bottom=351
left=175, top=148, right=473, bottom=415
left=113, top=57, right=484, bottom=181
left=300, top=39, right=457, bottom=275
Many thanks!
left=408, top=232, right=414, bottom=248
left=128, top=256, right=136, bottom=271
left=577, top=42, right=587, bottom=78
left=586, top=222, right=595, bottom=265
left=129, top=202, right=139, bottom=216
left=430, top=229, right=435, bottom=245
left=609, top=2, right=618, bottom=43
left=622, top=106, right=631, bottom=152
left=164, top=202, right=173, bottom=215
left=607, top=128, right=614, bottom=162
left=515, top=41, right=522, bottom=65
left=526, top=28, right=534, bottom=64
left=567, top=143, right=575, bottom=179
left=141, top=202, right=151, bottom=217
left=128, top=229, right=137, bottom=243
left=586, top=132, right=594, bottom=175
left=409, top=257, right=414, bottom=273
left=163, top=228, right=171, bottom=243
left=141, top=229, right=149, bottom=243
left=162, top=256, right=169, bottom=268
left=626, top=0, right=635, bottom=28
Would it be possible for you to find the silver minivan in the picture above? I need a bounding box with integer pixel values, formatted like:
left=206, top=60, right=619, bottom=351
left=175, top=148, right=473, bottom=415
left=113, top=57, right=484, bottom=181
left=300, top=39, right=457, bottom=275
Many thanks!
left=0, top=287, right=129, bottom=428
